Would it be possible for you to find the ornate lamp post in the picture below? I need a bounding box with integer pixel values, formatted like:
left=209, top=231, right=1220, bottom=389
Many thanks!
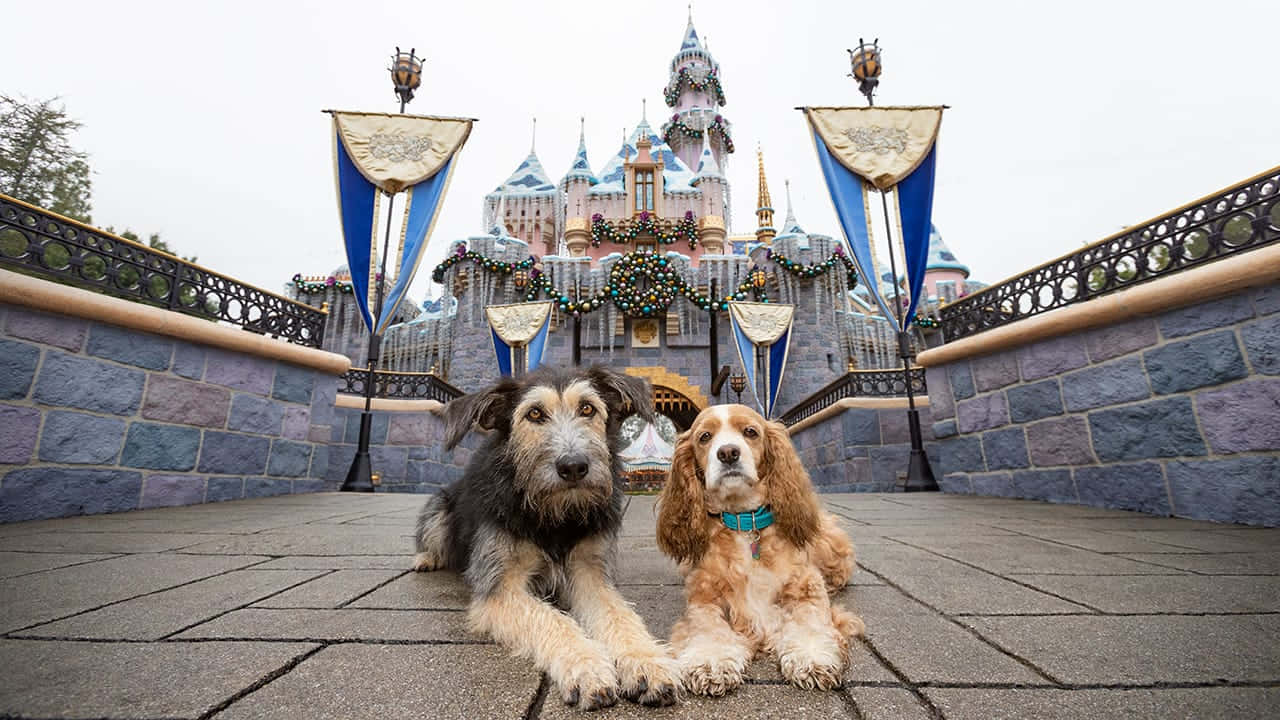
left=729, top=373, right=747, bottom=405
left=850, top=41, right=937, bottom=492
left=342, top=48, right=425, bottom=493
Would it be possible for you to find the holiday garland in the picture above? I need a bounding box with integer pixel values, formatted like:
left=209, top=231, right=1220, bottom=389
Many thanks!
left=430, top=248, right=536, bottom=284
left=663, top=66, right=726, bottom=107
left=661, top=114, right=735, bottom=154
left=767, top=246, right=859, bottom=288
left=291, top=273, right=354, bottom=294
left=590, top=211, right=698, bottom=249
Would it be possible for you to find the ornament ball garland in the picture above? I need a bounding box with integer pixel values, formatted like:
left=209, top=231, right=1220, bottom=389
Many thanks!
left=661, top=114, right=735, bottom=154
left=767, top=246, right=859, bottom=288
left=430, top=246, right=536, bottom=284
left=590, top=211, right=698, bottom=250
left=291, top=273, right=354, bottom=295
left=664, top=66, right=726, bottom=107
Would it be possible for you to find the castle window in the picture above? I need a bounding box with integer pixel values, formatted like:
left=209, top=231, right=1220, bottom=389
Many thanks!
left=635, top=170, right=654, bottom=211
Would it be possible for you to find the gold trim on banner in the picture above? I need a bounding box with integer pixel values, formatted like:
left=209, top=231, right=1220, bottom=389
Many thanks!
left=485, top=302, right=553, bottom=346
left=330, top=111, right=474, bottom=194
left=729, top=302, right=795, bottom=345
left=804, top=106, right=943, bottom=190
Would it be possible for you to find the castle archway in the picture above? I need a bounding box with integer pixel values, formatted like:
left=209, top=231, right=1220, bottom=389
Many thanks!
left=623, top=366, right=707, bottom=432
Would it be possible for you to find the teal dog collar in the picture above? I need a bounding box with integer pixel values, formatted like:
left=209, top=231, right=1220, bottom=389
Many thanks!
left=715, top=506, right=774, bottom=532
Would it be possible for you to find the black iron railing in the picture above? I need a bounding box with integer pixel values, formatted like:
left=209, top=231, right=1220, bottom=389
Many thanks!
left=780, top=368, right=927, bottom=426
left=340, top=368, right=464, bottom=402
left=0, top=195, right=326, bottom=348
left=938, top=167, right=1280, bottom=342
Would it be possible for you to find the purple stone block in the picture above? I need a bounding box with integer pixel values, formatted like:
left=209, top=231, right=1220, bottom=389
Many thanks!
left=1083, top=317, right=1159, bottom=364
left=206, top=476, right=245, bottom=502
left=245, top=477, right=292, bottom=498
left=204, top=348, right=274, bottom=394
left=1026, top=415, right=1095, bottom=466
left=970, top=471, right=1015, bottom=497
left=1157, top=293, right=1255, bottom=339
left=388, top=413, right=436, bottom=446
left=1255, top=284, right=1280, bottom=316
left=926, top=366, right=955, bottom=420
left=1011, top=468, right=1077, bottom=503
left=1018, top=336, right=1089, bottom=381
left=878, top=408, right=909, bottom=445
left=956, top=393, right=1009, bottom=434
left=0, top=404, right=40, bottom=464
left=141, top=474, right=207, bottom=509
left=370, top=445, right=410, bottom=482
left=33, top=353, right=145, bottom=415
left=228, top=394, right=284, bottom=435
left=1196, top=379, right=1280, bottom=454
left=282, top=406, right=309, bottom=440
left=972, top=351, right=1021, bottom=392
left=1075, top=462, right=1170, bottom=515
left=1241, top=314, right=1280, bottom=375
left=939, top=472, right=973, bottom=494
left=5, top=307, right=87, bottom=352
left=308, top=424, right=332, bottom=443
left=143, top=375, right=231, bottom=428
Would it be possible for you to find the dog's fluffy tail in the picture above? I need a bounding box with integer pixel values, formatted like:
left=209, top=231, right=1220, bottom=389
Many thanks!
left=412, top=494, right=450, bottom=572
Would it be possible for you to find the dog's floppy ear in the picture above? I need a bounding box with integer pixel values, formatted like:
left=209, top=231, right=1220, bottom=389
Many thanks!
left=587, top=366, right=655, bottom=425
left=656, top=430, right=709, bottom=564
left=440, top=378, right=519, bottom=450
left=761, top=419, right=821, bottom=548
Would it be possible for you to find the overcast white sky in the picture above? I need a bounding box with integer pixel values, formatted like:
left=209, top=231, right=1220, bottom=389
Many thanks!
left=4, top=0, right=1276, bottom=301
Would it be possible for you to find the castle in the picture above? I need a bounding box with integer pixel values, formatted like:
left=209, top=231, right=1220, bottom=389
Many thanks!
left=286, top=14, right=985, bottom=428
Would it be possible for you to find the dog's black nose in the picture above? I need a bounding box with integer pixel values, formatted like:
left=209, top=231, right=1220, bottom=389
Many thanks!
left=556, top=454, right=590, bottom=484
left=717, top=444, right=741, bottom=464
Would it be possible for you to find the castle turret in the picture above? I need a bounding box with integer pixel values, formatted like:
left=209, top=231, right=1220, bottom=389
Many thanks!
left=485, top=119, right=559, bottom=255
left=661, top=12, right=733, bottom=175
left=561, top=118, right=598, bottom=258
left=755, top=147, right=776, bottom=245
left=692, top=134, right=726, bottom=253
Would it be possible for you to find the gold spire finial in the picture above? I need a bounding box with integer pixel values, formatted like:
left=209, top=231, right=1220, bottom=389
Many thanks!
left=756, top=146, right=775, bottom=244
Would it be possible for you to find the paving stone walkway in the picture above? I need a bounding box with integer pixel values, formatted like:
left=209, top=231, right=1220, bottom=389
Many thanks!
left=1, top=492, right=1277, bottom=719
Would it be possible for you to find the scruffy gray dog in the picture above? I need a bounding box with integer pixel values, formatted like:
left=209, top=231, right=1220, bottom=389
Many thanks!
left=414, top=365, right=679, bottom=710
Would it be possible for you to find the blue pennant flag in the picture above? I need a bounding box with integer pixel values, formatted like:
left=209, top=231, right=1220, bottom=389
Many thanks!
left=728, top=302, right=795, bottom=418
left=485, top=302, right=553, bottom=377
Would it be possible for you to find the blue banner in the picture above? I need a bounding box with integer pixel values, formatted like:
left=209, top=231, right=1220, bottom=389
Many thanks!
left=376, top=156, right=456, bottom=334
left=896, top=146, right=937, bottom=325
left=335, top=131, right=378, bottom=332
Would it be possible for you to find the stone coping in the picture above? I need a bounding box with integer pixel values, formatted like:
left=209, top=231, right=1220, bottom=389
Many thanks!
left=918, top=243, right=1280, bottom=368
left=788, top=396, right=929, bottom=435
left=334, top=394, right=445, bottom=412
left=0, top=268, right=350, bottom=375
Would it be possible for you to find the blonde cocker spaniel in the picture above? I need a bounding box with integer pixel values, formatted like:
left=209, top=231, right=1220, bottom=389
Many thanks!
left=656, top=403, right=865, bottom=695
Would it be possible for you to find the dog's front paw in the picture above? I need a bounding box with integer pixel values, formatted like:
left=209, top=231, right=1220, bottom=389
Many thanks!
left=779, top=652, right=844, bottom=690
left=616, top=652, right=679, bottom=706
left=681, top=656, right=744, bottom=697
left=557, top=652, right=619, bottom=711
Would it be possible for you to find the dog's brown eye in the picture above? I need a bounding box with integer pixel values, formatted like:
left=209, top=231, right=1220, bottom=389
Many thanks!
left=743, top=426, right=759, bottom=438
left=578, top=403, right=595, bottom=418
left=698, top=431, right=712, bottom=444
left=525, top=407, right=546, bottom=423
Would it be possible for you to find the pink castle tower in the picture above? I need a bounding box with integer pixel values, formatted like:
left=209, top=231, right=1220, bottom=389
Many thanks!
left=660, top=11, right=733, bottom=175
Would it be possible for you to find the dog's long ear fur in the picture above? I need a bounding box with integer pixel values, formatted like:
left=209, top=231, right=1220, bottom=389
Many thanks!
left=762, top=419, right=821, bottom=548
left=440, top=378, right=519, bottom=450
left=587, top=366, right=655, bottom=425
left=656, top=430, right=709, bottom=564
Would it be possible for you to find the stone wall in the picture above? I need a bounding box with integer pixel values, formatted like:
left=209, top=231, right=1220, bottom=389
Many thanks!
left=0, top=302, right=342, bottom=522
left=789, top=401, right=938, bottom=492
left=326, top=404, right=475, bottom=494
left=925, top=283, right=1280, bottom=526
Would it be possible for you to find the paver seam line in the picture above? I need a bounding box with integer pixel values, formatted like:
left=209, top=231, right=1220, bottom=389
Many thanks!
left=173, top=551, right=414, bottom=558
left=857, top=635, right=949, bottom=718
left=156, top=569, right=340, bottom=640
left=335, top=568, right=413, bottom=608
left=523, top=674, right=551, bottom=720
left=243, top=606, right=468, bottom=612
left=837, top=685, right=870, bottom=720
left=1, top=556, right=277, bottom=637
left=991, top=528, right=1220, bottom=574
left=6, top=636, right=492, bottom=646
left=0, top=553, right=126, bottom=580
left=952, top=611, right=1280, bottom=617
left=886, top=538, right=1107, bottom=614
left=194, top=643, right=326, bottom=720
left=857, top=563, right=1066, bottom=686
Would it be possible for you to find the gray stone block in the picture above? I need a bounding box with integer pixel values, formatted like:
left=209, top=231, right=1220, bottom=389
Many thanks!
left=344, top=409, right=389, bottom=445
left=121, top=422, right=201, bottom=471
left=925, top=365, right=955, bottom=419
left=1026, top=415, right=1095, bottom=466
left=245, top=477, right=293, bottom=498
left=370, top=445, right=410, bottom=483
left=1083, top=317, right=1159, bottom=363
left=1158, top=293, right=1255, bottom=338
left=1089, top=396, right=1207, bottom=462
left=1011, top=468, right=1077, bottom=503
left=171, top=341, right=206, bottom=380
left=927, top=687, right=1280, bottom=720
left=4, top=307, right=86, bottom=351
left=956, top=392, right=1009, bottom=433
left=86, top=323, right=171, bottom=370
left=938, top=472, right=971, bottom=493
left=140, top=474, right=207, bottom=509
left=1255, top=284, right=1280, bottom=315
left=37, top=410, right=125, bottom=464
left=198, top=431, right=270, bottom=475
left=142, top=374, right=231, bottom=428
left=840, top=408, right=881, bottom=445
left=1167, top=456, right=1280, bottom=526
left=938, top=435, right=984, bottom=474
left=32, top=352, right=145, bottom=415
left=273, top=363, right=316, bottom=404
left=1006, top=378, right=1063, bottom=423
left=204, top=347, right=274, bottom=394
left=1145, top=330, right=1247, bottom=394
left=1074, top=462, right=1170, bottom=515
left=206, top=476, right=245, bottom=502
left=0, top=405, right=39, bottom=464
left=1062, top=356, right=1151, bottom=411
left=971, top=351, right=1020, bottom=392
left=310, top=380, right=337, bottom=427
left=282, top=406, right=309, bottom=440
left=0, top=468, right=142, bottom=522
left=0, top=338, right=39, bottom=400
left=982, top=427, right=1029, bottom=470
left=228, top=393, right=284, bottom=435
left=1018, top=335, right=1089, bottom=381
left=970, top=471, right=1015, bottom=497
left=268, top=440, right=313, bottom=477
left=932, top=418, right=957, bottom=438
left=1241, top=313, right=1280, bottom=375
left=1196, top=378, right=1280, bottom=454
left=948, top=361, right=976, bottom=400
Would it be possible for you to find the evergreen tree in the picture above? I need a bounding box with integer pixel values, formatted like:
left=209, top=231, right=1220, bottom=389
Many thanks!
left=0, top=95, right=93, bottom=222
